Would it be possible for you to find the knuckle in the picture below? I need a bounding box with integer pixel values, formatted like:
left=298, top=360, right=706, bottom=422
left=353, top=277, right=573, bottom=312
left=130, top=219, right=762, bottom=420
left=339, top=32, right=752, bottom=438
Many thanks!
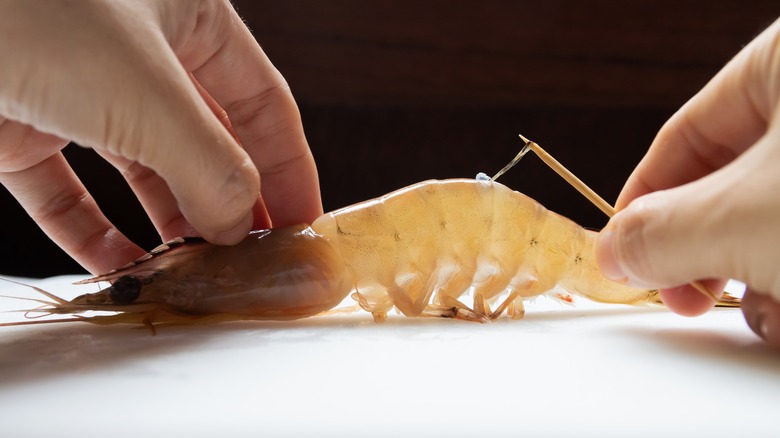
left=218, top=157, right=260, bottom=212
left=225, top=83, right=295, bottom=137
left=181, top=156, right=259, bottom=234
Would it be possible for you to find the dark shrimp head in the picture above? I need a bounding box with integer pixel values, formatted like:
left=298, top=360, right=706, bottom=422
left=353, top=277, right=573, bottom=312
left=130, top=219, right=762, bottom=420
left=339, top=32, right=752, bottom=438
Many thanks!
left=108, top=275, right=142, bottom=304
left=70, top=225, right=354, bottom=320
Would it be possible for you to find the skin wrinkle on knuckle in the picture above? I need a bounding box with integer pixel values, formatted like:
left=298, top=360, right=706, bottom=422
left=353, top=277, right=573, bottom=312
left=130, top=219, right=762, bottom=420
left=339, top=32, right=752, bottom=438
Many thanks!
left=225, top=87, right=308, bottom=173
left=247, top=117, right=301, bottom=164
left=260, top=150, right=313, bottom=180
left=30, top=190, right=92, bottom=225
left=121, top=160, right=158, bottom=188
left=225, top=83, right=294, bottom=133
left=221, top=157, right=259, bottom=202
left=192, top=156, right=258, bottom=233
left=30, top=191, right=127, bottom=266
left=161, top=0, right=202, bottom=48
left=677, top=110, right=741, bottom=173
left=172, top=0, right=234, bottom=71
left=182, top=16, right=229, bottom=72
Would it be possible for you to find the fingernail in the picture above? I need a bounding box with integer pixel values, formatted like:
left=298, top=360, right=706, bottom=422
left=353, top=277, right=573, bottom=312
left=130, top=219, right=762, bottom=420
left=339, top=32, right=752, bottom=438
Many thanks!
left=759, top=317, right=770, bottom=341
left=595, top=230, right=629, bottom=283
left=749, top=310, right=768, bottom=341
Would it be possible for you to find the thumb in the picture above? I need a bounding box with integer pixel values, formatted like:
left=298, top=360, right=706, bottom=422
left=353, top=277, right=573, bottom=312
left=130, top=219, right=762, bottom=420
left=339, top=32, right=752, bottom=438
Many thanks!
left=132, top=84, right=261, bottom=244
left=594, top=172, right=740, bottom=290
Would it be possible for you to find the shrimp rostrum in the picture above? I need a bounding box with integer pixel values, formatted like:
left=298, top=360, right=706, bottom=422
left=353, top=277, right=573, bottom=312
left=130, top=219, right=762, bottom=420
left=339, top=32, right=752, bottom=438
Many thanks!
left=2, top=177, right=740, bottom=329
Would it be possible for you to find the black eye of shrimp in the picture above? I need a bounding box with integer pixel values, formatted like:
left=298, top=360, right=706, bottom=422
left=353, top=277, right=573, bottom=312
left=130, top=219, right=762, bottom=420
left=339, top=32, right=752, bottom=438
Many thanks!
left=109, top=275, right=142, bottom=305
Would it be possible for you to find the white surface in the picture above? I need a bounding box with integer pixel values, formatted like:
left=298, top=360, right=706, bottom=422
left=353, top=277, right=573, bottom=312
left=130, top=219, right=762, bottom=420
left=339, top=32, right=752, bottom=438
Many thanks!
left=0, top=276, right=776, bottom=438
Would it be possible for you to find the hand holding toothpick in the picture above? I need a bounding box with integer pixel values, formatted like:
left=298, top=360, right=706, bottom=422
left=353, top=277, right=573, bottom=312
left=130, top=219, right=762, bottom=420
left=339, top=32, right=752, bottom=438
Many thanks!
left=492, top=135, right=720, bottom=302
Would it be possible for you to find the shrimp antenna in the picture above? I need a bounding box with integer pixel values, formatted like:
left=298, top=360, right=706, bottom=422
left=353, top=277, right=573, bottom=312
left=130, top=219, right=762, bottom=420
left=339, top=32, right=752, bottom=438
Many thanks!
left=502, top=134, right=719, bottom=302
left=0, top=276, right=70, bottom=305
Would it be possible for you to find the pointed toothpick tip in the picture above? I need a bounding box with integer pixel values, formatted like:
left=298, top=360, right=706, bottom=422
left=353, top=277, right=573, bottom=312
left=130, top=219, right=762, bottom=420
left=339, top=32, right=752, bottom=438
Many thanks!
left=518, top=133, right=530, bottom=144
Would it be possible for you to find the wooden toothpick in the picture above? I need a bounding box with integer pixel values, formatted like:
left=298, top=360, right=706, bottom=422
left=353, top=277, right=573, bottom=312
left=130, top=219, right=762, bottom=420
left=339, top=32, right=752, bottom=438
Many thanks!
left=493, top=134, right=718, bottom=301
left=517, top=134, right=616, bottom=217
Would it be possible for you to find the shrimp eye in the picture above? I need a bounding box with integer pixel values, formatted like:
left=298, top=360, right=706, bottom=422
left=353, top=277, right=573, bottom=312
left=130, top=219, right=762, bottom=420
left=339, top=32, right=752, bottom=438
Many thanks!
left=109, top=275, right=142, bottom=304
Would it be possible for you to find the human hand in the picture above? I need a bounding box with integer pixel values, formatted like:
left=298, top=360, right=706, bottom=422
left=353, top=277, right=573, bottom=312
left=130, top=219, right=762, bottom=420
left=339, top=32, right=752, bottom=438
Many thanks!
left=594, top=18, right=780, bottom=349
left=0, top=0, right=321, bottom=275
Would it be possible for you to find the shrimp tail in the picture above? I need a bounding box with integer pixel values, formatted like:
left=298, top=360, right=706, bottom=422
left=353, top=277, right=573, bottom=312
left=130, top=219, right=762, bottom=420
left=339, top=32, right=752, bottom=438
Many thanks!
left=645, top=289, right=742, bottom=307
left=715, top=291, right=742, bottom=307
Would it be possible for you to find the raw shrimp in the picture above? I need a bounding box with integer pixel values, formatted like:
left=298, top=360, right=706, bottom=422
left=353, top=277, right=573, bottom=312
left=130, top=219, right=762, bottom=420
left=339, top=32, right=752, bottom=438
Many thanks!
left=1, top=134, right=741, bottom=328
left=0, top=177, right=739, bottom=329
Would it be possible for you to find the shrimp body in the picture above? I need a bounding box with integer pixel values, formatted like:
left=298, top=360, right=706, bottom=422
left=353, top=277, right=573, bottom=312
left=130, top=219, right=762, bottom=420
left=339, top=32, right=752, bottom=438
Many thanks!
left=311, top=178, right=658, bottom=321
left=7, top=178, right=735, bottom=329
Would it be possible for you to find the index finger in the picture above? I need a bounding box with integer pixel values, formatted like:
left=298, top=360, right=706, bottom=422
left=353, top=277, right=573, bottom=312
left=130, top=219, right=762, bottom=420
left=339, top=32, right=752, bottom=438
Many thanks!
left=616, top=18, right=780, bottom=209
left=174, top=1, right=322, bottom=227
left=0, top=152, right=146, bottom=275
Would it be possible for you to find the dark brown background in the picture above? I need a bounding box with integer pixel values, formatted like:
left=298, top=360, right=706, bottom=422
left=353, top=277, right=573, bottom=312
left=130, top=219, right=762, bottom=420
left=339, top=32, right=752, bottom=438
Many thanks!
left=2, top=1, right=779, bottom=277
